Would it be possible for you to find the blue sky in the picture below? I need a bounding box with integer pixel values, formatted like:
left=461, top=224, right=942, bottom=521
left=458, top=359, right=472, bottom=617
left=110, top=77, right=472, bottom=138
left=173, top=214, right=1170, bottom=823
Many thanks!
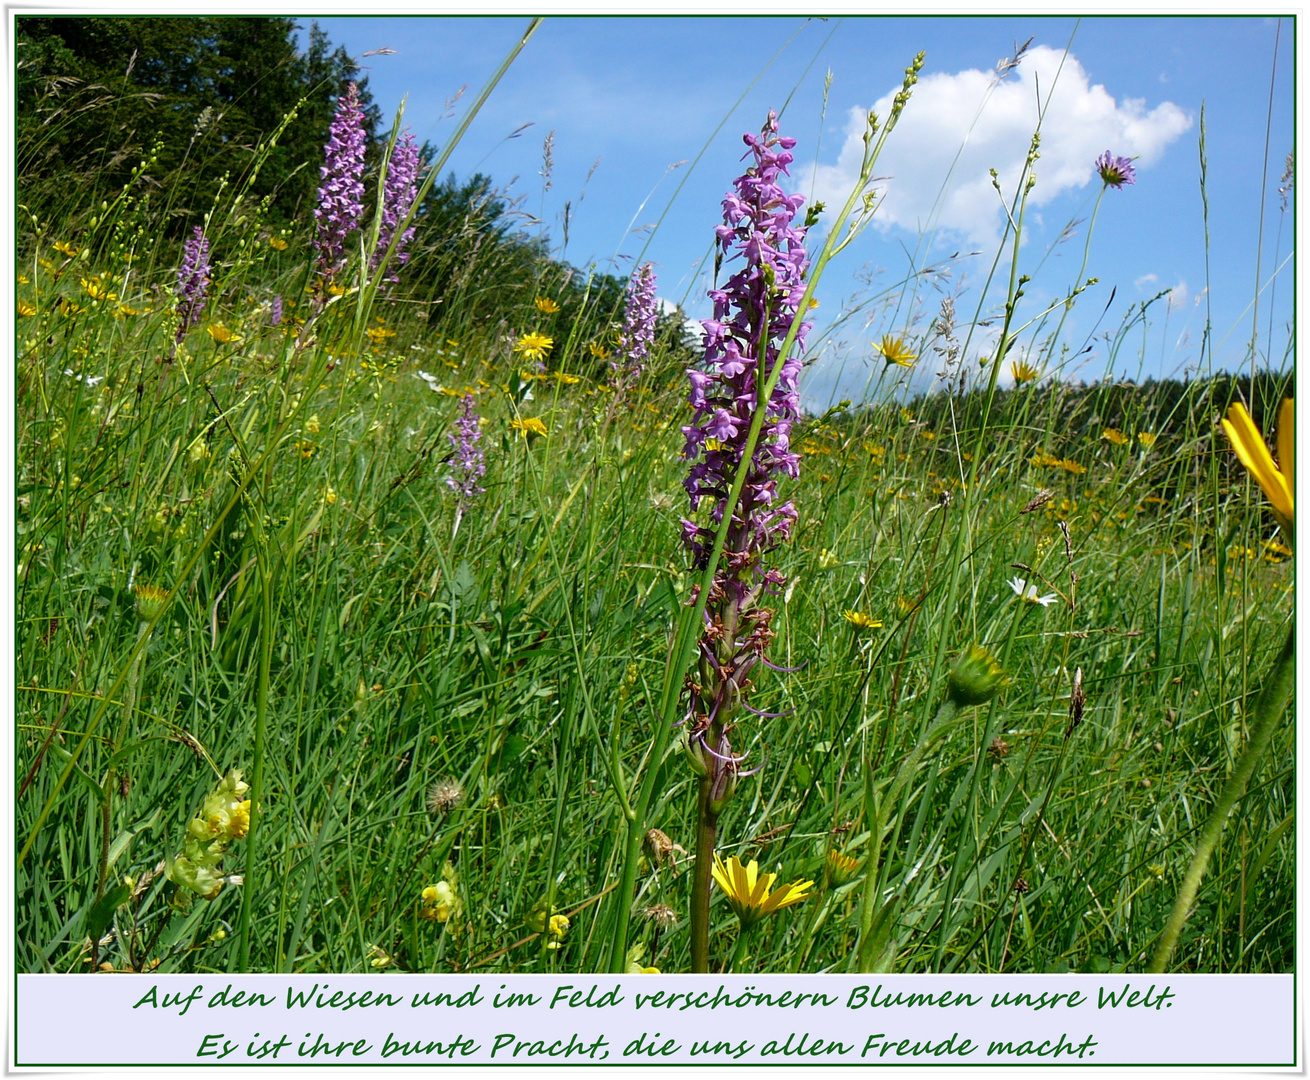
left=307, top=15, right=1294, bottom=408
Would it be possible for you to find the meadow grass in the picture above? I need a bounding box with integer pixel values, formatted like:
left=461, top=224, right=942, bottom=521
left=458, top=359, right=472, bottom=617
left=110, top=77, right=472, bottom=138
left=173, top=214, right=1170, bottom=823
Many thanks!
left=14, top=41, right=1294, bottom=979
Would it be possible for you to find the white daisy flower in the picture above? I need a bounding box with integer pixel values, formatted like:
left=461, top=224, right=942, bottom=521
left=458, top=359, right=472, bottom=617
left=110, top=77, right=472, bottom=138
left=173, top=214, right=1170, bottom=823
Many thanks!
left=1008, top=576, right=1058, bottom=607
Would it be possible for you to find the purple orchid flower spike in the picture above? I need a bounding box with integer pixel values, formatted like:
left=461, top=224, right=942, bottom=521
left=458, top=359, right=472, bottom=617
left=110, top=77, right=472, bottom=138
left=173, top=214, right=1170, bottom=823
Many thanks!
left=678, top=111, right=811, bottom=816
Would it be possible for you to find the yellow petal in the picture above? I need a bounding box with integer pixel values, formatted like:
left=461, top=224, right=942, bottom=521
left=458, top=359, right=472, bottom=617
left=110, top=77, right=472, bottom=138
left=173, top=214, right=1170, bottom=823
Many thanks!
left=1277, top=398, right=1294, bottom=501
left=1222, top=404, right=1293, bottom=521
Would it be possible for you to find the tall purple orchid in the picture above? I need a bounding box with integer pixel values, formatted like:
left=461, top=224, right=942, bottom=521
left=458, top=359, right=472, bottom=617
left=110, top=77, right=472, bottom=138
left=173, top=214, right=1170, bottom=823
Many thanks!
left=680, top=111, right=811, bottom=971
left=612, top=262, right=658, bottom=387
left=314, top=83, right=367, bottom=282
left=370, top=131, right=422, bottom=285
left=175, top=226, right=211, bottom=342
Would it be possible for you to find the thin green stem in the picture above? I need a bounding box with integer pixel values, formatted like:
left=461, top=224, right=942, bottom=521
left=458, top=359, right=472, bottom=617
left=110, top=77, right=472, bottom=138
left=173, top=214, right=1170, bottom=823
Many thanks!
left=1149, top=622, right=1294, bottom=973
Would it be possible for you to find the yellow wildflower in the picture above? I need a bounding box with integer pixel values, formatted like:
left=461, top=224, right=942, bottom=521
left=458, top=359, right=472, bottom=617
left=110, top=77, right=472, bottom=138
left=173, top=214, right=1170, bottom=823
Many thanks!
left=59, top=299, right=85, bottom=317
left=1010, top=359, right=1041, bottom=385
left=1058, top=458, right=1087, bottom=475
left=366, top=326, right=396, bottom=345
left=511, top=417, right=548, bottom=438
left=305, top=414, right=321, bottom=435
left=207, top=324, right=234, bottom=344
left=1101, top=428, right=1129, bottom=446
left=875, top=334, right=917, bottom=368
left=53, top=240, right=80, bottom=257
left=514, top=331, right=554, bottom=362
left=1221, top=399, right=1293, bottom=540
left=899, top=407, right=915, bottom=423
left=711, top=854, right=813, bottom=930
left=115, top=304, right=141, bottom=318
left=324, top=486, right=337, bottom=505
left=81, top=276, right=116, bottom=302
left=825, top=850, right=861, bottom=887
left=17, top=273, right=30, bottom=284
left=842, top=610, right=883, bottom=631
left=534, top=296, right=561, bottom=314
left=588, top=341, right=611, bottom=361
left=1137, top=431, right=1158, bottom=449
left=269, top=237, right=289, bottom=251
left=17, top=300, right=36, bottom=317
left=553, top=372, right=581, bottom=385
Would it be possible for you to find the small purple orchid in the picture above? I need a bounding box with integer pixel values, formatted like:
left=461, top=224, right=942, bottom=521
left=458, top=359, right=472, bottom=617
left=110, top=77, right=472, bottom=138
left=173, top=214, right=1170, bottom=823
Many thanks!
left=445, top=393, right=486, bottom=519
left=175, top=226, right=211, bottom=342
left=314, top=83, right=367, bottom=282
left=613, top=263, right=658, bottom=387
left=1095, top=151, right=1136, bottom=189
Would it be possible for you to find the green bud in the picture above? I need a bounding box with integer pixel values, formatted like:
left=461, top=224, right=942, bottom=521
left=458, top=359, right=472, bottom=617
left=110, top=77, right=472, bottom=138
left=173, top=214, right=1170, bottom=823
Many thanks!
left=132, top=582, right=169, bottom=622
left=947, top=645, right=1008, bottom=708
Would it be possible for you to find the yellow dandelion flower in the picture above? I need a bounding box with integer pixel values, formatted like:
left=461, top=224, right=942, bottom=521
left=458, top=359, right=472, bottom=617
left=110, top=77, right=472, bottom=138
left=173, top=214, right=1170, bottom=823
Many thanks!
left=53, top=240, right=80, bottom=257
left=588, top=341, right=611, bottom=361
left=534, top=296, right=561, bottom=314
left=1221, top=399, right=1293, bottom=539
left=268, top=237, right=289, bottom=251
left=553, top=372, right=581, bottom=385
left=59, top=299, right=85, bottom=316
left=366, top=326, right=396, bottom=344
left=1058, top=458, right=1087, bottom=475
left=1010, top=359, right=1041, bottom=385
left=17, top=273, right=30, bottom=284
left=17, top=300, right=36, bottom=317
left=875, top=334, right=917, bottom=368
left=115, top=304, right=141, bottom=318
left=711, top=853, right=813, bottom=930
left=511, top=416, right=548, bottom=438
left=514, top=331, right=554, bottom=362
left=1137, top=431, right=1158, bottom=449
left=207, top=324, right=234, bottom=344
left=862, top=441, right=886, bottom=458
left=842, top=610, right=883, bottom=631
left=1101, top=428, right=1129, bottom=446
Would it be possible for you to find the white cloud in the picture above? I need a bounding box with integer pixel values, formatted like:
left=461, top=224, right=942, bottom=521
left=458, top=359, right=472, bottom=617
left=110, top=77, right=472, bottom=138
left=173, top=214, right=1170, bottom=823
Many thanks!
left=1135, top=272, right=1159, bottom=289
left=811, top=45, right=1191, bottom=248
left=1167, top=280, right=1190, bottom=310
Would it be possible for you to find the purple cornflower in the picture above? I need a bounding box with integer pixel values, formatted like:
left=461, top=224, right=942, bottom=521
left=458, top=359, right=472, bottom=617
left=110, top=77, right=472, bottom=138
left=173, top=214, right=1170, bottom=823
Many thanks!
left=612, top=263, right=658, bottom=387
left=679, top=111, right=811, bottom=813
left=370, top=131, right=422, bottom=285
left=445, top=393, right=485, bottom=517
left=175, top=226, right=211, bottom=342
left=1095, top=151, right=1136, bottom=189
left=268, top=294, right=283, bottom=328
left=314, top=83, right=367, bottom=281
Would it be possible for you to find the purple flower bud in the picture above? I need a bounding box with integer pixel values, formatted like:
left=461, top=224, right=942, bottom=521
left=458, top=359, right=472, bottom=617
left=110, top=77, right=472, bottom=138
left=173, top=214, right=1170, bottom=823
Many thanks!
left=314, top=83, right=367, bottom=281
left=268, top=294, right=283, bottom=328
left=370, top=131, right=422, bottom=286
left=175, top=226, right=211, bottom=342
left=445, top=393, right=486, bottom=514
